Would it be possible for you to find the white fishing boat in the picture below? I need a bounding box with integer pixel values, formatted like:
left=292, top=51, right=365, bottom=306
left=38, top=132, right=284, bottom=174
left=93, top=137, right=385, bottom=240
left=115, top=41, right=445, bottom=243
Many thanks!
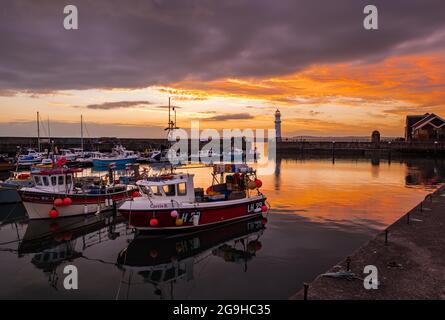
left=18, top=166, right=137, bottom=220
left=119, top=163, right=268, bottom=231
left=57, top=149, right=78, bottom=162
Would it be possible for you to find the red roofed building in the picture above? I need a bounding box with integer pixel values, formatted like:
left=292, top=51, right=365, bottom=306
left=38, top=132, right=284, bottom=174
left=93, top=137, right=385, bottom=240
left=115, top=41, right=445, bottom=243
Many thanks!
left=405, top=113, right=445, bottom=141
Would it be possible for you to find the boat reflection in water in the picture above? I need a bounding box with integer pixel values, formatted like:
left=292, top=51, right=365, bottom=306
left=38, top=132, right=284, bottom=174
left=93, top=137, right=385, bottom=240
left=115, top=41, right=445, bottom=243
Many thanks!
left=117, top=216, right=267, bottom=300
left=18, top=212, right=128, bottom=289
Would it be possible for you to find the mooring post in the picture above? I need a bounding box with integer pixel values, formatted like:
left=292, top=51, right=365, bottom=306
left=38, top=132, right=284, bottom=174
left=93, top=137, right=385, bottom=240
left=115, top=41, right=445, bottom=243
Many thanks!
left=420, top=201, right=423, bottom=212
left=346, top=256, right=351, bottom=271
left=303, top=283, right=309, bottom=301
left=385, top=229, right=389, bottom=246
left=407, top=212, right=410, bottom=224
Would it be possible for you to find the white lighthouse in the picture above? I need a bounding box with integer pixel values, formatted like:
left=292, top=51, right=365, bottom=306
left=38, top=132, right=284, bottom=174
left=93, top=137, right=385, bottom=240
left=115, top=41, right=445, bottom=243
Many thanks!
left=275, top=109, right=282, bottom=142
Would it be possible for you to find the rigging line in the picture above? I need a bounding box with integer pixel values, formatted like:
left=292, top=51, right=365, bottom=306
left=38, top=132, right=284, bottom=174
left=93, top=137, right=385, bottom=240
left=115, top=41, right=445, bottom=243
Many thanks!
left=0, top=202, right=20, bottom=226
left=78, top=254, right=117, bottom=266
left=115, top=200, right=133, bottom=301
left=0, top=239, right=21, bottom=246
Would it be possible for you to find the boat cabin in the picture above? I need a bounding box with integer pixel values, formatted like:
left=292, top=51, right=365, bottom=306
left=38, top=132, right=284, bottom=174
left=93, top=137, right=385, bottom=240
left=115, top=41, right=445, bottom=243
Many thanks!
left=136, top=164, right=257, bottom=203
left=138, top=174, right=196, bottom=202
left=31, top=169, right=81, bottom=193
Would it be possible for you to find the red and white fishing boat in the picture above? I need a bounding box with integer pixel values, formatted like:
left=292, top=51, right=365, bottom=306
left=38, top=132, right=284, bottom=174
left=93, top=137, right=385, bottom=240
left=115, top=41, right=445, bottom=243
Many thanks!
left=18, top=161, right=136, bottom=220
left=119, top=164, right=268, bottom=231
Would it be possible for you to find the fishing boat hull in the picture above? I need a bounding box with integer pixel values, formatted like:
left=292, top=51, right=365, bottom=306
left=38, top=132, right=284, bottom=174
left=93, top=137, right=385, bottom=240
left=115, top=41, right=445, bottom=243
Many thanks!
left=92, top=157, right=138, bottom=167
left=119, top=195, right=267, bottom=232
left=19, top=190, right=133, bottom=220
left=0, top=187, right=22, bottom=204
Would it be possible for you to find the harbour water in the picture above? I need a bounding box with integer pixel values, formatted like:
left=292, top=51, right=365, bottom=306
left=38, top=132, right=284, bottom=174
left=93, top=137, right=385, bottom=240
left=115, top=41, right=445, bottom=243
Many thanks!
left=0, top=156, right=443, bottom=300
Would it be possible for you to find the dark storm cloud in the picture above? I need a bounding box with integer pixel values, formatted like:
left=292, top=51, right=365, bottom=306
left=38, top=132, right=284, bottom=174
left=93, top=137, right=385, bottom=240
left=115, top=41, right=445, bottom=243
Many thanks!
left=74, top=100, right=152, bottom=110
left=205, top=113, right=254, bottom=121
left=1, top=0, right=444, bottom=92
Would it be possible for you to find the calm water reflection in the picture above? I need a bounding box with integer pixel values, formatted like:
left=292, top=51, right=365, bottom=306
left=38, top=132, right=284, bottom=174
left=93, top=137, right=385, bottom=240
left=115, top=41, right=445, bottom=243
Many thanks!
left=0, top=157, right=444, bottom=299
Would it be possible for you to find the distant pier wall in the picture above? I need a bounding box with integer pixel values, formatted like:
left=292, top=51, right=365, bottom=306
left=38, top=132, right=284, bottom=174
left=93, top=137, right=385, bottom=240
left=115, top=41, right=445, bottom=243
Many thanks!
left=0, top=137, right=444, bottom=157
left=277, top=141, right=445, bottom=156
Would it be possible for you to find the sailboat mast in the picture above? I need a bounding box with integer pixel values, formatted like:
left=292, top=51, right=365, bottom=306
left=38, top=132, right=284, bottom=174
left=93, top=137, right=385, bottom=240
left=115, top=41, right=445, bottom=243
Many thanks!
left=37, top=111, right=41, bottom=152
left=81, top=115, right=84, bottom=156
left=48, top=117, right=51, bottom=142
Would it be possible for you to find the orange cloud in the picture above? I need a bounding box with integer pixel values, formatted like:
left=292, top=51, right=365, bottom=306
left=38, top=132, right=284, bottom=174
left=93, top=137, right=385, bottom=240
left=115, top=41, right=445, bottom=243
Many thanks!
left=167, top=51, right=445, bottom=113
left=157, top=51, right=445, bottom=136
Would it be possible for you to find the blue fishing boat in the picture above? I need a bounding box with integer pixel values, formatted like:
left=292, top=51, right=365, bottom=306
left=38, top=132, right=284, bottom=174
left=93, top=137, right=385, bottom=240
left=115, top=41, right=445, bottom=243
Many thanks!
left=92, top=145, right=139, bottom=167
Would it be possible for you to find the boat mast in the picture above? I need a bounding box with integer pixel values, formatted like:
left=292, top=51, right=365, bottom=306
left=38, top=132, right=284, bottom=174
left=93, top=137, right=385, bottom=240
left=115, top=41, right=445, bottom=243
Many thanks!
left=37, top=111, right=41, bottom=152
left=48, top=117, right=51, bottom=143
left=165, top=97, right=174, bottom=140
left=81, top=115, right=84, bottom=156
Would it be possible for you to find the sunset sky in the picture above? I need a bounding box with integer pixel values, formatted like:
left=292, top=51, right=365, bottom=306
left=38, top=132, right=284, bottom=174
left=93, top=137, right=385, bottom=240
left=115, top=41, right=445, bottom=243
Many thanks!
left=0, top=0, right=444, bottom=138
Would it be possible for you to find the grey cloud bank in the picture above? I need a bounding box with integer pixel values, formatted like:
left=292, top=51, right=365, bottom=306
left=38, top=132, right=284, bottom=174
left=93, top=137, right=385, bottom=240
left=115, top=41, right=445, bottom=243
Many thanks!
left=0, top=0, right=444, bottom=92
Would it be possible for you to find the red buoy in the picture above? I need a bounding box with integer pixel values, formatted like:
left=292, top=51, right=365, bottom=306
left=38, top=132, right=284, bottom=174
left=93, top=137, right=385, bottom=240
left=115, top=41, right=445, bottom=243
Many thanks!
left=255, top=179, right=263, bottom=188
left=261, top=205, right=268, bottom=213
left=149, top=249, right=158, bottom=259
left=132, top=191, right=141, bottom=198
left=49, top=209, right=59, bottom=219
left=49, top=222, right=59, bottom=232
left=150, top=218, right=159, bottom=227
left=54, top=198, right=64, bottom=207
left=63, top=197, right=73, bottom=206
left=261, top=218, right=268, bottom=225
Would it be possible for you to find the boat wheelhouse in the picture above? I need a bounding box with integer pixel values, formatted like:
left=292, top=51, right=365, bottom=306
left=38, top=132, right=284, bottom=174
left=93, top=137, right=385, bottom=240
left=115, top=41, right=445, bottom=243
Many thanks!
left=118, top=164, right=268, bottom=231
left=19, top=167, right=136, bottom=220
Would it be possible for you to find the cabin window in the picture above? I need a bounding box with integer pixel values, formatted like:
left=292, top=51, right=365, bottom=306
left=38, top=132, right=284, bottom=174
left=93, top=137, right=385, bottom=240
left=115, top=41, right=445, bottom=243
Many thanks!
left=42, top=177, right=49, bottom=186
left=51, top=176, right=57, bottom=186
left=140, top=186, right=150, bottom=195
left=58, top=176, right=64, bottom=185
left=163, top=184, right=176, bottom=196
left=150, top=186, right=162, bottom=196
left=177, top=183, right=187, bottom=196
left=34, top=176, right=43, bottom=186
